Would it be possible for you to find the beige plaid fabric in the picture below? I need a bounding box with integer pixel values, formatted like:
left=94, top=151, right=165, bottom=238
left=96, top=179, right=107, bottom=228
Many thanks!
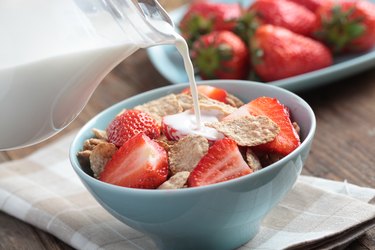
left=0, top=132, right=375, bottom=250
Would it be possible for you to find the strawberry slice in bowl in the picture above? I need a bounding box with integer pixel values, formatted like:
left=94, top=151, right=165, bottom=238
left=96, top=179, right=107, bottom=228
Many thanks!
left=181, top=85, right=228, bottom=103
left=188, top=138, right=252, bottom=187
left=99, top=133, right=168, bottom=189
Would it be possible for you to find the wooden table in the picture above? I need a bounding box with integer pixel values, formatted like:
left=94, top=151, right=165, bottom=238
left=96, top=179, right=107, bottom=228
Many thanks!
left=1, top=1, right=375, bottom=249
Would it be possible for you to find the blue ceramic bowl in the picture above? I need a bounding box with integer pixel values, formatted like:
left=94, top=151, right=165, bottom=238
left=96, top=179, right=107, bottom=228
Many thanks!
left=70, top=80, right=316, bottom=250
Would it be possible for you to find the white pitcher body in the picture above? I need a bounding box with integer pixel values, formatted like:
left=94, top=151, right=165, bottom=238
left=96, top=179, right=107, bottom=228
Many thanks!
left=0, top=0, right=175, bottom=150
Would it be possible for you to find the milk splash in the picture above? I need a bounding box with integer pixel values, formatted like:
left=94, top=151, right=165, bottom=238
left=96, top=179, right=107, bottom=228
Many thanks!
left=153, top=20, right=203, bottom=129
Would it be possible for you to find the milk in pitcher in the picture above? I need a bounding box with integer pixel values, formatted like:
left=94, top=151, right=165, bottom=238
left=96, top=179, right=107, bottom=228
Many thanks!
left=0, top=0, right=177, bottom=149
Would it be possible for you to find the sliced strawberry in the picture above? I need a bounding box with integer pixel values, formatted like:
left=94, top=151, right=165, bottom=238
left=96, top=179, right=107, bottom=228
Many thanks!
left=106, top=109, right=160, bottom=148
left=99, top=133, right=168, bottom=189
left=225, top=97, right=300, bottom=156
left=188, top=138, right=252, bottom=187
left=182, top=85, right=228, bottom=103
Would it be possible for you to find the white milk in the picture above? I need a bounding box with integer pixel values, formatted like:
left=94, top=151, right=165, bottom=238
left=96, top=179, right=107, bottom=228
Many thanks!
left=0, top=0, right=175, bottom=149
left=0, top=0, right=204, bottom=149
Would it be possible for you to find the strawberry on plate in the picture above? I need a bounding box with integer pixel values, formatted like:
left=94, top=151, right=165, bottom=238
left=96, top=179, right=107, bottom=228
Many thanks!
left=188, top=138, right=252, bottom=187
left=191, top=30, right=250, bottom=80
left=225, top=96, right=300, bottom=156
left=179, top=1, right=242, bottom=45
left=314, top=0, right=375, bottom=53
left=181, top=85, right=228, bottom=103
left=106, top=109, right=160, bottom=148
left=99, top=133, right=168, bottom=189
left=288, top=0, right=328, bottom=12
left=250, top=25, right=333, bottom=82
left=248, top=0, right=318, bottom=37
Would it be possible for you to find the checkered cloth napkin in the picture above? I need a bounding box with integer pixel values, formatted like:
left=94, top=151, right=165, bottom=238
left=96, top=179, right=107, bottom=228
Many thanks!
left=1, top=132, right=375, bottom=250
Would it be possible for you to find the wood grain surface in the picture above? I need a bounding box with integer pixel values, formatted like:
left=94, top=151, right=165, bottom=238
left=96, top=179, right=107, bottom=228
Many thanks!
left=1, top=1, right=375, bottom=249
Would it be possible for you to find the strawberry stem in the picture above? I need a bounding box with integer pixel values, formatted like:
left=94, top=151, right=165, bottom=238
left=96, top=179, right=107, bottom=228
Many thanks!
left=315, top=5, right=365, bottom=53
left=234, top=11, right=259, bottom=45
left=193, top=41, right=233, bottom=78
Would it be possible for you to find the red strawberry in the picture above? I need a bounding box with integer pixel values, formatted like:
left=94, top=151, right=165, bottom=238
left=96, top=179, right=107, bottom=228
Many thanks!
left=181, top=85, right=228, bottom=103
left=188, top=138, right=252, bottom=187
left=288, top=0, right=328, bottom=12
left=106, top=110, right=160, bottom=148
left=99, top=133, right=168, bottom=189
left=191, top=31, right=250, bottom=80
left=179, top=1, right=242, bottom=44
left=314, top=0, right=375, bottom=53
left=248, top=0, right=318, bottom=36
left=225, top=97, right=300, bottom=156
left=251, top=25, right=333, bottom=82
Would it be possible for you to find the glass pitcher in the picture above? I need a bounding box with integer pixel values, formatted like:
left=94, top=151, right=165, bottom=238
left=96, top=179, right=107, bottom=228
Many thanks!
left=0, top=0, right=177, bottom=150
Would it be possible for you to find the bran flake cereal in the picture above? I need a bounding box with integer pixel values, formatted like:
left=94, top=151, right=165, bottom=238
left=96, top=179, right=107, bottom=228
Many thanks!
left=246, top=148, right=262, bottom=172
left=134, top=94, right=183, bottom=124
left=206, top=115, right=280, bottom=147
left=225, top=93, right=244, bottom=107
left=158, top=171, right=190, bottom=189
left=89, top=142, right=117, bottom=178
left=169, top=135, right=209, bottom=175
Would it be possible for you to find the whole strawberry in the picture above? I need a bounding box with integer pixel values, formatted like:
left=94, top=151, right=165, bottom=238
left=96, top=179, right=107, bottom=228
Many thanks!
left=251, top=25, right=333, bottom=82
left=314, top=0, right=375, bottom=53
left=179, top=1, right=242, bottom=45
left=106, top=110, right=160, bottom=148
left=191, top=30, right=250, bottom=80
left=248, top=0, right=318, bottom=37
left=288, top=0, right=328, bottom=12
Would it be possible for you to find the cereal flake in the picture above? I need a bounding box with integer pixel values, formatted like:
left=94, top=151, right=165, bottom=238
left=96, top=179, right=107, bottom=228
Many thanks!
left=226, top=93, right=244, bottom=108
left=246, top=148, right=262, bottom=172
left=92, top=128, right=108, bottom=141
left=199, top=97, right=237, bottom=116
left=154, top=134, right=176, bottom=152
left=206, top=115, right=280, bottom=146
left=293, top=122, right=300, bottom=136
left=158, top=171, right=190, bottom=189
left=169, top=135, right=209, bottom=175
left=134, top=94, right=183, bottom=124
left=89, top=142, right=117, bottom=178
left=83, top=138, right=106, bottom=151
left=176, top=93, right=194, bottom=111
left=77, top=150, right=91, bottom=169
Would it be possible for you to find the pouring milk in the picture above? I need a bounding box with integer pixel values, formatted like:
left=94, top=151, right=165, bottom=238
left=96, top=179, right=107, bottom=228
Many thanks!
left=0, top=0, right=204, bottom=150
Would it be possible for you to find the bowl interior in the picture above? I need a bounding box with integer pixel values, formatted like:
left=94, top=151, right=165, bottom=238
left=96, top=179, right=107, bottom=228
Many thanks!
left=70, top=80, right=315, bottom=192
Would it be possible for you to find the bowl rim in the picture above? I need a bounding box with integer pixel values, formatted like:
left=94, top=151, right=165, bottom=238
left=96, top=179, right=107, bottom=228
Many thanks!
left=69, top=80, right=316, bottom=195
